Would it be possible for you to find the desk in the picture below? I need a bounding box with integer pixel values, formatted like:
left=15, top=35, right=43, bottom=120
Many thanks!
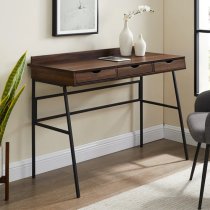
left=29, top=48, right=188, bottom=198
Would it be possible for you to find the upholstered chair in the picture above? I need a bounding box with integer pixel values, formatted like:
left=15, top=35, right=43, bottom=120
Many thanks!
left=187, top=90, right=210, bottom=209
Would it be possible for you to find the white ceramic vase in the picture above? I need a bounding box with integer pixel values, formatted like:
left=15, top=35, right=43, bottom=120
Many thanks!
left=119, top=20, right=133, bottom=56
left=134, top=34, right=146, bottom=56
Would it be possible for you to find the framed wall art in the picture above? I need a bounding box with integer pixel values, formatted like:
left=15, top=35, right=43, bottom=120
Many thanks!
left=52, top=0, right=98, bottom=36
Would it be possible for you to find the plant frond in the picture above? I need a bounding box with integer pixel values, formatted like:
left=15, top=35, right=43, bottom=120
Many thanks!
left=1, top=52, right=26, bottom=100
left=0, top=85, right=25, bottom=142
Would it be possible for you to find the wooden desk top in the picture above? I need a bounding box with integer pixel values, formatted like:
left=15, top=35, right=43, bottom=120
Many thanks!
left=29, top=48, right=186, bottom=86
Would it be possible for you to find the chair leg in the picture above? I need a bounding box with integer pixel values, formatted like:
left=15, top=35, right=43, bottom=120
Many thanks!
left=198, top=144, right=210, bottom=209
left=190, top=143, right=201, bottom=180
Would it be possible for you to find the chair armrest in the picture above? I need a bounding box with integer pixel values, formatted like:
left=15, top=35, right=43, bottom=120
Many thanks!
left=195, top=90, right=210, bottom=112
left=205, top=113, right=210, bottom=142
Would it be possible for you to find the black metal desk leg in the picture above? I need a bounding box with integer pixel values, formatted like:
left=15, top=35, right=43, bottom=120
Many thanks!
left=32, top=79, right=37, bottom=178
left=139, top=76, right=143, bottom=147
left=63, top=86, right=80, bottom=198
left=172, top=71, right=189, bottom=160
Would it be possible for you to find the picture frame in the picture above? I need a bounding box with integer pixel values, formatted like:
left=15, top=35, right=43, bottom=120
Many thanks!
left=52, top=0, right=98, bottom=36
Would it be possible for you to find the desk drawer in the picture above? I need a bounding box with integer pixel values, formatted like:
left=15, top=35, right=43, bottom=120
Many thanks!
left=154, top=58, right=186, bottom=73
left=75, top=69, right=117, bottom=85
left=118, top=64, right=153, bottom=78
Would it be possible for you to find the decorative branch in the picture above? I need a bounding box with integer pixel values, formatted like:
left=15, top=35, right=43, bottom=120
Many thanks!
left=124, top=5, right=154, bottom=21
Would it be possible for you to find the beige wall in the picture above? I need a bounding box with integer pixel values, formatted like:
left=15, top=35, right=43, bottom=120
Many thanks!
left=163, top=0, right=195, bottom=127
left=0, top=0, right=164, bottom=162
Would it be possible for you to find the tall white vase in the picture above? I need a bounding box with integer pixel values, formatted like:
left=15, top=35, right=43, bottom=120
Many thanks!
left=134, top=34, right=146, bottom=56
left=119, top=20, right=133, bottom=56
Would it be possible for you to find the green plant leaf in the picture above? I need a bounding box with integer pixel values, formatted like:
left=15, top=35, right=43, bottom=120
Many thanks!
left=0, top=85, right=25, bottom=144
left=0, top=52, right=26, bottom=145
left=1, top=52, right=26, bottom=101
left=0, top=94, right=9, bottom=109
left=0, top=94, right=10, bottom=121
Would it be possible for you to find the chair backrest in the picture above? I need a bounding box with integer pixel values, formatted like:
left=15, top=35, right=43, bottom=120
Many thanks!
left=195, top=90, right=210, bottom=112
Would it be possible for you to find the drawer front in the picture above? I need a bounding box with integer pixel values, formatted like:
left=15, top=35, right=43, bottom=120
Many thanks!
left=154, top=58, right=186, bottom=73
left=75, top=69, right=117, bottom=85
left=118, top=64, right=153, bottom=78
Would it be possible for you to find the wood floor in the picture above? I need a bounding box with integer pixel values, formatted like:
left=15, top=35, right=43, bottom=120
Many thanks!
left=0, top=139, right=205, bottom=210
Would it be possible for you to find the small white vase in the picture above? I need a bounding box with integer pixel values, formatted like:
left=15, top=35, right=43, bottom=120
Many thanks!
left=119, top=20, right=133, bottom=56
left=134, top=34, right=146, bottom=56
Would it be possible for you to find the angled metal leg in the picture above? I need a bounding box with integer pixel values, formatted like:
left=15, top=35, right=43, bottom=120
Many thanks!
left=32, top=79, right=37, bottom=178
left=63, top=86, right=80, bottom=198
left=172, top=71, right=189, bottom=160
left=139, top=76, right=143, bottom=147
left=198, top=144, right=209, bottom=209
left=190, top=143, right=201, bottom=180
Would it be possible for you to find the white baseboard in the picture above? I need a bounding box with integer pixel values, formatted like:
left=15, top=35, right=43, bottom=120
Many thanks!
left=8, top=124, right=199, bottom=182
left=8, top=124, right=164, bottom=182
left=164, top=124, right=197, bottom=146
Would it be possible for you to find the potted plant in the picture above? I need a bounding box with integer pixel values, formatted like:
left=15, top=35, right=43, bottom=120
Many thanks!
left=0, top=52, right=26, bottom=176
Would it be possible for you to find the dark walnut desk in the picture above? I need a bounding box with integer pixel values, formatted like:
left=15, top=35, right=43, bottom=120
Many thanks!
left=29, top=48, right=188, bottom=198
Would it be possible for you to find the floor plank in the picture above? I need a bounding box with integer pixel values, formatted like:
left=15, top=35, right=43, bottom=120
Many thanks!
left=0, top=139, right=204, bottom=210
